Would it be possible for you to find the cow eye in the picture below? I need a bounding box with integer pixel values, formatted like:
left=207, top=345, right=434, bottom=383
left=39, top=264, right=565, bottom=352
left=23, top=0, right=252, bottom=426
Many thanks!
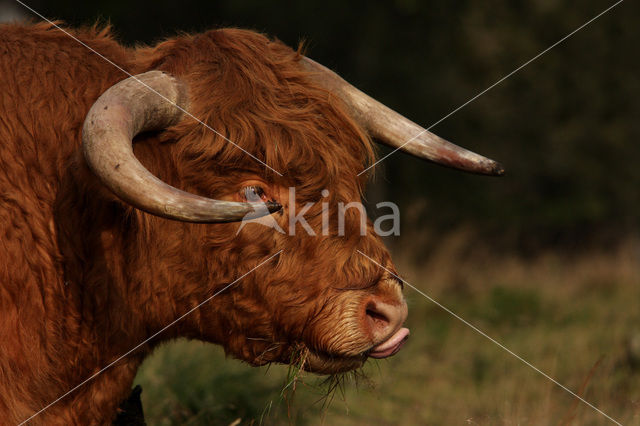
left=242, top=185, right=266, bottom=202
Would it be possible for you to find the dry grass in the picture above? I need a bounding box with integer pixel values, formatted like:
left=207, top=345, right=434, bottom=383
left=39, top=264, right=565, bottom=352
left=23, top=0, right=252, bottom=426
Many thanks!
left=135, top=236, right=640, bottom=425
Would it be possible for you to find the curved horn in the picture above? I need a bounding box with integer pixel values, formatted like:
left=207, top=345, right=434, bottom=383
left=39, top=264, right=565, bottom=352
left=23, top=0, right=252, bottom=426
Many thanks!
left=301, top=57, right=504, bottom=176
left=82, top=71, right=281, bottom=223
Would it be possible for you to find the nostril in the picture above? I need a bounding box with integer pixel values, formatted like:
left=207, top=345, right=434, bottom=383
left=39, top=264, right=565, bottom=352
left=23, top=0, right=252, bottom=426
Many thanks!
left=365, top=304, right=390, bottom=327
left=365, top=301, right=394, bottom=336
left=363, top=298, right=408, bottom=344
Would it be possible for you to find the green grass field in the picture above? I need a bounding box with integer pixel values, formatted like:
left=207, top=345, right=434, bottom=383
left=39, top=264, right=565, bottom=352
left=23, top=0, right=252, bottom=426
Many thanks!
left=134, top=240, right=640, bottom=425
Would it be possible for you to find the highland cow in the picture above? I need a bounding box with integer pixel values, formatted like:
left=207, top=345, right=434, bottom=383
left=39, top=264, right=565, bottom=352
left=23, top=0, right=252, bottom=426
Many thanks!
left=0, top=21, right=502, bottom=424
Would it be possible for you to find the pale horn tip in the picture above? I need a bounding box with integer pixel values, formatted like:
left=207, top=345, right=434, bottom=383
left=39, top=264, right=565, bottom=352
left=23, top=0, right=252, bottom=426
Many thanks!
left=489, top=161, right=505, bottom=177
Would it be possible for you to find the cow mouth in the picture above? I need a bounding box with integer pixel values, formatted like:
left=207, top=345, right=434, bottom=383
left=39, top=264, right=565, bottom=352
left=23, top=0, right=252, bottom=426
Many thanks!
left=367, top=327, right=410, bottom=359
left=300, top=327, right=410, bottom=374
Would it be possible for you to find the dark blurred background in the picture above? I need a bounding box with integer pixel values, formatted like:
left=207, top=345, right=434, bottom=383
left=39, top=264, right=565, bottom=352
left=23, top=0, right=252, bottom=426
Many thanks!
left=2, top=0, right=638, bottom=257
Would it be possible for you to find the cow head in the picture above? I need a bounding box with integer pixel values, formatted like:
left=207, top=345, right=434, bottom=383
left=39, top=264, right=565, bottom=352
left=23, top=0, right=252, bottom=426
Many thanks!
left=81, top=29, right=502, bottom=374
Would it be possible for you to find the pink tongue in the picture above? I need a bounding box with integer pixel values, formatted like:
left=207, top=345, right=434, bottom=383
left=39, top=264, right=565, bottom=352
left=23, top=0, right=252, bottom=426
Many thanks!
left=368, top=327, right=410, bottom=359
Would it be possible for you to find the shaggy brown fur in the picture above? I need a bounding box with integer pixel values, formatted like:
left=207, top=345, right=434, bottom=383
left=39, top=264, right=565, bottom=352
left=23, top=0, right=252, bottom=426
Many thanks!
left=0, top=22, right=405, bottom=424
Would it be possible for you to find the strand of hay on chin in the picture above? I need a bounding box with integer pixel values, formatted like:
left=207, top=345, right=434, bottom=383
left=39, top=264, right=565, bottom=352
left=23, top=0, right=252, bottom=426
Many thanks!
left=281, top=346, right=310, bottom=398
left=276, top=345, right=373, bottom=418
left=316, top=365, right=373, bottom=414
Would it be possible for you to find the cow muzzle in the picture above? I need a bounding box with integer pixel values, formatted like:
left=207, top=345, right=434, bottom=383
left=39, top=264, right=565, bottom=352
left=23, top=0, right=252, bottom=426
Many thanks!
left=363, top=296, right=410, bottom=359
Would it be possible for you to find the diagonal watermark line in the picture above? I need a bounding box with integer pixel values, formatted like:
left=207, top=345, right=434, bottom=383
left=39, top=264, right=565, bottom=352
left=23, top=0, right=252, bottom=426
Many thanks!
left=18, top=250, right=283, bottom=425
left=14, top=0, right=283, bottom=177
left=356, top=250, right=622, bottom=425
left=358, top=0, right=625, bottom=176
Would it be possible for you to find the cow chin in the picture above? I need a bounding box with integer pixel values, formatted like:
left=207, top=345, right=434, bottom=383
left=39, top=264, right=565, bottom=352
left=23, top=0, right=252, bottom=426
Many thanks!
left=223, top=338, right=366, bottom=375
left=220, top=325, right=371, bottom=375
left=261, top=343, right=367, bottom=375
left=303, top=348, right=366, bottom=374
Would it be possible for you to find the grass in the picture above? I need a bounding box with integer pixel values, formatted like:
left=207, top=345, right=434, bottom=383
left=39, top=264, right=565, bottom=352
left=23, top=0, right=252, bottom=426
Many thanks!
left=134, top=238, right=640, bottom=425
